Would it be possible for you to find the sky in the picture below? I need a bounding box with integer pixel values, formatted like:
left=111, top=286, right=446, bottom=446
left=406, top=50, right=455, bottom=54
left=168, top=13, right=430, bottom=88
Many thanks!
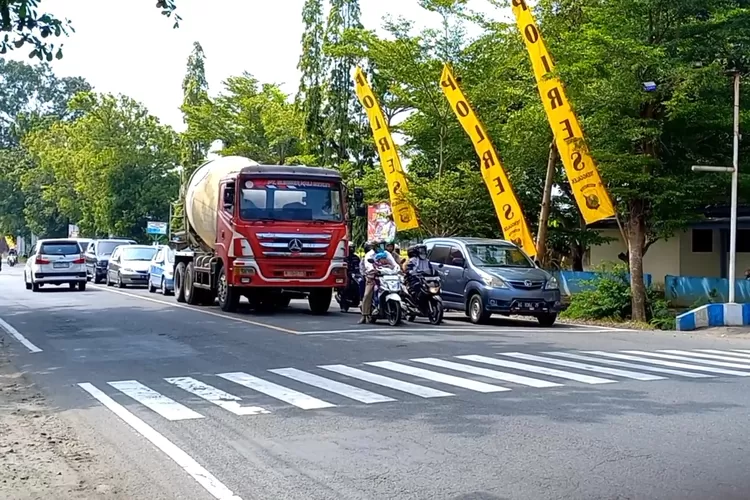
left=15, top=0, right=507, bottom=132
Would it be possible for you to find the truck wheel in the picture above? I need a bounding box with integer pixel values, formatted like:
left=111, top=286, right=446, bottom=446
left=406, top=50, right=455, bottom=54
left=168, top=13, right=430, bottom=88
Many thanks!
left=217, top=267, right=239, bottom=312
left=174, top=262, right=187, bottom=303
left=184, top=262, right=201, bottom=305
left=308, top=288, right=332, bottom=315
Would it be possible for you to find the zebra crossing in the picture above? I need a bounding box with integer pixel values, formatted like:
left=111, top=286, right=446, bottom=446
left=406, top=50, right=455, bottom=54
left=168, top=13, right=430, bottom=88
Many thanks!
left=78, top=348, right=750, bottom=422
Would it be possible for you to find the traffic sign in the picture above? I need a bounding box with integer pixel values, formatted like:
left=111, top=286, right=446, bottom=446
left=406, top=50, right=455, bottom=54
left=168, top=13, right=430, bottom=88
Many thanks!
left=146, top=221, right=168, bottom=235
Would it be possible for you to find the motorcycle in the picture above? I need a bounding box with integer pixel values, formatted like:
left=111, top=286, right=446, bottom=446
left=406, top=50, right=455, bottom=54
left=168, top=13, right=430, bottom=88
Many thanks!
left=402, top=272, right=444, bottom=325
left=335, top=269, right=362, bottom=312
left=368, top=270, right=404, bottom=326
left=7, top=254, right=16, bottom=267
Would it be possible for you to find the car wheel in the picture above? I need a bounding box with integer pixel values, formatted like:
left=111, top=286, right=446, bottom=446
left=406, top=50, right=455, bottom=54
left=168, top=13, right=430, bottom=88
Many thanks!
left=117, top=272, right=126, bottom=288
left=148, top=275, right=157, bottom=293
left=468, top=294, right=490, bottom=324
left=161, top=277, right=172, bottom=296
left=94, top=274, right=102, bottom=284
left=78, top=282, right=86, bottom=291
left=69, top=283, right=76, bottom=290
left=32, top=280, right=40, bottom=292
left=537, top=313, right=557, bottom=327
left=106, top=272, right=113, bottom=287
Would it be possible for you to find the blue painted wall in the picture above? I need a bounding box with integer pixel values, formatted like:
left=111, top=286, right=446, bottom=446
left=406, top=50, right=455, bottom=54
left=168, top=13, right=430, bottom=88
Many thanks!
left=555, top=271, right=652, bottom=297
left=665, top=275, right=750, bottom=307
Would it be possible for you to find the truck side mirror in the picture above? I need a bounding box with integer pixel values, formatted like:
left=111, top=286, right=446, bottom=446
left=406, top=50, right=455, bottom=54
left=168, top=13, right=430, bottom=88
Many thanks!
left=223, top=189, right=234, bottom=209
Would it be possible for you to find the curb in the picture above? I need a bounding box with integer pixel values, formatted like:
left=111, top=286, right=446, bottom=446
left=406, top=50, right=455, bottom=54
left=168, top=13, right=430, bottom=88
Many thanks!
left=676, top=303, right=750, bottom=331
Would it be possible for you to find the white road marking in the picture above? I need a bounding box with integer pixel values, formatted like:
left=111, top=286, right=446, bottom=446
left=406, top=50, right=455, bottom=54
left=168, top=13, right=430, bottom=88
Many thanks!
left=698, top=349, right=750, bottom=359
left=78, top=383, right=241, bottom=500
left=269, top=368, right=395, bottom=404
left=545, top=352, right=714, bottom=378
left=218, top=372, right=335, bottom=410
left=92, top=285, right=299, bottom=334
left=623, top=350, right=750, bottom=370
left=319, top=365, right=454, bottom=398
left=731, top=349, right=750, bottom=354
left=365, top=361, right=508, bottom=393
left=412, top=358, right=562, bottom=388
left=165, top=377, right=270, bottom=415
left=301, top=328, right=619, bottom=335
left=499, top=352, right=665, bottom=381
left=659, top=350, right=750, bottom=364
left=457, top=355, right=614, bottom=384
left=0, top=316, right=41, bottom=353
left=583, top=351, right=750, bottom=376
left=108, top=380, right=204, bottom=421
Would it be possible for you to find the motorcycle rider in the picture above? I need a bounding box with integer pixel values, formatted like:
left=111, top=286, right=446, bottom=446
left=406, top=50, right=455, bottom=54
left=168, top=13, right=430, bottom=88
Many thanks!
left=404, top=244, right=433, bottom=293
left=359, top=240, right=398, bottom=324
left=7, top=248, right=17, bottom=266
left=385, top=241, right=403, bottom=268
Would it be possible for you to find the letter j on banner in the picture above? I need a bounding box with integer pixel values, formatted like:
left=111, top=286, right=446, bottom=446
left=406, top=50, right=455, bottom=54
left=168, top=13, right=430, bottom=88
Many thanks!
left=440, top=65, right=537, bottom=257
left=353, top=67, right=419, bottom=232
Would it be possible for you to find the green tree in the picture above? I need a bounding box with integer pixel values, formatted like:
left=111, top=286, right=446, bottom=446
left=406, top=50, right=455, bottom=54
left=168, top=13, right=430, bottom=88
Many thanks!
left=529, top=0, right=750, bottom=321
left=179, top=41, right=210, bottom=176
left=322, top=0, right=363, bottom=165
left=183, top=74, right=305, bottom=165
left=0, top=59, right=90, bottom=147
left=23, top=92, right=180, bottom=240
left=0, top=0, right=180, bottom=60
left=296, top=0, right=326, bottom=158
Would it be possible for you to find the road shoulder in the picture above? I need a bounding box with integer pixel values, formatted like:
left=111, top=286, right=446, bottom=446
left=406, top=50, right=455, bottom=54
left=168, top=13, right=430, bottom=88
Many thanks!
left=0, top=345, right=133, bottom=499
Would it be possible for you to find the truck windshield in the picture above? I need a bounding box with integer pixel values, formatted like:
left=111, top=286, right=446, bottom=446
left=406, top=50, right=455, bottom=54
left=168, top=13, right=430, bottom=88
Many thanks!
left=239, top=179, right=343, bottom=222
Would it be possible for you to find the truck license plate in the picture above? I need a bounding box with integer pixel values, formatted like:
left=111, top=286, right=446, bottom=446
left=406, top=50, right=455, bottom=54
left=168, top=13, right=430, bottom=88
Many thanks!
left=53, top=262, right=69, bottom=268
left=284, top=270, right=306, bottom=277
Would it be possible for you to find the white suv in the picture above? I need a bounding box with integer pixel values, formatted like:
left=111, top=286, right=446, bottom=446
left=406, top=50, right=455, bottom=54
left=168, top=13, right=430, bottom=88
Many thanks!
left=24, top=239, right=88, bottom=292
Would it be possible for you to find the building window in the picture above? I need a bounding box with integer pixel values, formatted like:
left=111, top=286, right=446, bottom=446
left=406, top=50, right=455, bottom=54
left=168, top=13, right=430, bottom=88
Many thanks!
left=692, top=229, right=713, bottom=253
left=738, top=230, right=750, bottom=253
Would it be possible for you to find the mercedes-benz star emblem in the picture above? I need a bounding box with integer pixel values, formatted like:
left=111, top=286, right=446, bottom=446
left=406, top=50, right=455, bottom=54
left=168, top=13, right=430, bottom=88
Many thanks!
left=288, top=239, right=303, bottom=252
left=524, top=280, right=532, bottom=287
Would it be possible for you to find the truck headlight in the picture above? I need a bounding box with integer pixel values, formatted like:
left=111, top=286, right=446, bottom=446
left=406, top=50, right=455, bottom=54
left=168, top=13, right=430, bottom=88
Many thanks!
left=545, top=276, right=559, bottom=290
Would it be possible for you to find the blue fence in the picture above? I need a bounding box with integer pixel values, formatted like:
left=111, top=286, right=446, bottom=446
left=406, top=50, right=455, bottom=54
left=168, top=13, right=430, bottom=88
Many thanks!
left=665, top=275, right=750, bottom=307
left=554, top=271, right=652, bottom=297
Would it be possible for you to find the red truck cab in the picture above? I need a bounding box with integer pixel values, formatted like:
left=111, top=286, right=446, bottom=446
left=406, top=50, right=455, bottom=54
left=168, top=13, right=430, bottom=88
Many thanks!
left=215, top=165, right=348, bottom=312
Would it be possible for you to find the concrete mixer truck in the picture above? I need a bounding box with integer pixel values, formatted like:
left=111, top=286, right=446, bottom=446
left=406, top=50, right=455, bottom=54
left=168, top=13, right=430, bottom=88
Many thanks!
left=173, top=155, right=352, bottom=314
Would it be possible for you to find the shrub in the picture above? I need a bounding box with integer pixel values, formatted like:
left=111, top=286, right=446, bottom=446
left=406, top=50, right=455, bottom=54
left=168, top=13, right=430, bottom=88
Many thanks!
left=561, top=263, right=674, bottom=329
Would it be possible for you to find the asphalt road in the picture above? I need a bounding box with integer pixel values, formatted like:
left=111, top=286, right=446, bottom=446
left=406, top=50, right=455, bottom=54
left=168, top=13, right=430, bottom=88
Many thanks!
left=2, top=264, right=750, bottom=500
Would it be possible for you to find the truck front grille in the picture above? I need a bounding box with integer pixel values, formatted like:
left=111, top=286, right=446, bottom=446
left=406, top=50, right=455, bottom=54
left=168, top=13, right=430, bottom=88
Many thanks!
left=256, top=233, right=331, bottom=258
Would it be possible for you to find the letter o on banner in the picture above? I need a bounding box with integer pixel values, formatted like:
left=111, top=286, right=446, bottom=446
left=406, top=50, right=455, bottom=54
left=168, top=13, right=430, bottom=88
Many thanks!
left=524, top=24, right=539, bottom=44
left=456, top=101, right=470, bottom=117
left=363, top=95, right=375, bottom=108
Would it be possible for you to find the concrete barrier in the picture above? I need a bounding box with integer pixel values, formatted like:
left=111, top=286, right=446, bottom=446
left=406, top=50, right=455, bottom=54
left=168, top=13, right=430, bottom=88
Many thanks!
left=665, top=275, right=750, bottom=307
left=676, top=303, right=750, bottom=331
left=554, top=271, right=652, bottom=297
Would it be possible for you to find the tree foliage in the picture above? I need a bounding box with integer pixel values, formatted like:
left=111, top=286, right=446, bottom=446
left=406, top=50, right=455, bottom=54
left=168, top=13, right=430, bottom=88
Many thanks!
left=0, top=0, right=181, bottom=60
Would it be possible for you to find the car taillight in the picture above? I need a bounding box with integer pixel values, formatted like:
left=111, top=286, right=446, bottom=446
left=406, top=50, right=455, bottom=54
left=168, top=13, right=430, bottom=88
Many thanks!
left=35, top=256, right=50, bottom=265
left=332, top=267, right=346, bottom=277
left=72, top=255, right=85, bottom=264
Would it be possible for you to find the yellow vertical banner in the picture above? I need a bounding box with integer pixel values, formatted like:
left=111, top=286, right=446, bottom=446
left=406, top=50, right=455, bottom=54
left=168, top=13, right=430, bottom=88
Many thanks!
left=439, top=65, right=537, bottom=257
left=510, top=0, right=615, bottom=224
left=353, top=67, right=419, bottom=232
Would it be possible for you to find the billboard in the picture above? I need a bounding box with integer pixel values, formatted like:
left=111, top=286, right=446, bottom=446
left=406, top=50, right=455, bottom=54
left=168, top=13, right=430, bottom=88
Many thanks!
left=367, top=203, right=396, bottom=242
left=146, top=221, right=168, bottom=235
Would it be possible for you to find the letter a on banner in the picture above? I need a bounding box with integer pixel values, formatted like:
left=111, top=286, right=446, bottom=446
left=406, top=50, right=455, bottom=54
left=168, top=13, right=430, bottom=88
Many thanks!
left=353, top=67, right=419, bottom=232
left=440, top=65, right=536, bottom=257
left=510, top=0, right=615, bottom=224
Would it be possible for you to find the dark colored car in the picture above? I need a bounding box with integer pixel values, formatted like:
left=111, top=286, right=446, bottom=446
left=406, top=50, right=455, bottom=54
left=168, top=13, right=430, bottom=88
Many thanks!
left=424, top=237, right=562, bottom=326
left=85, top=239, right=137, bottom=283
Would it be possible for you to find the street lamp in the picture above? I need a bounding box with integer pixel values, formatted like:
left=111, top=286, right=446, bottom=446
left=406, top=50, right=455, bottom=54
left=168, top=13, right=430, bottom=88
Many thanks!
left=691, top=70, right=741, bottom=302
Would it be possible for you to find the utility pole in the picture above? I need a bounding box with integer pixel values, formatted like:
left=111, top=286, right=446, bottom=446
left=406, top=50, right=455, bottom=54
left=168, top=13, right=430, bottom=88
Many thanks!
left=535, top=141, right=557, bottom=265
left=692, top=70, right=741, bottom=302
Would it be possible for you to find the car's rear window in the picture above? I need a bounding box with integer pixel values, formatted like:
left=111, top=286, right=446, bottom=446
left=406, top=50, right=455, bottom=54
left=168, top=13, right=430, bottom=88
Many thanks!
left=98, top=241, right=131, bottom=255
left=40, top=242, right=81, bottom=255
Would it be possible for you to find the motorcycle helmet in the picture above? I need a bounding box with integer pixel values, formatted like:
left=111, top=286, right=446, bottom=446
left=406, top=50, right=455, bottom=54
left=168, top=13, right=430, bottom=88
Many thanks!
left=406, top=245, right=419, bottom=258
left=414, top=244, right=428, bottom=259
left=374, top=251, right=388, bottom=261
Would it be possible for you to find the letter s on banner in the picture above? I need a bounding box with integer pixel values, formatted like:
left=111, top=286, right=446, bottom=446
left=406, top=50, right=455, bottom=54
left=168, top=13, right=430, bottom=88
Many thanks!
left=439, top=64, right=537, bottom=258
left=353, top=67, right=419, bottom=231
left=510, top=2, right=615, bottom=225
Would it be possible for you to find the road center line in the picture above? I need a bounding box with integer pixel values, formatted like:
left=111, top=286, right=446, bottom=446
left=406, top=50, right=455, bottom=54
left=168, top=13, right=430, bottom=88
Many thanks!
left=91, top=285, right=299, bottom=334
left=78, top=383, right=242, bottom=500
left=0, top=316, right=42, bottom=353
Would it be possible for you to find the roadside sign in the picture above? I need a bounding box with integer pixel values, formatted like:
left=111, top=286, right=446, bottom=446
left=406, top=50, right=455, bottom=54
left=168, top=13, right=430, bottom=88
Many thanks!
left=68, top=224, right=79, bottom=238
left=146, top=221, right=168, bottom=235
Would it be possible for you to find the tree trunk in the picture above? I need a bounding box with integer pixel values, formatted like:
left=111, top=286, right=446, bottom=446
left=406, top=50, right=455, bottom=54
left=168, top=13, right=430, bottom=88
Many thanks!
left=535, top=142, right=557, bottom=265
left=626, top=210, right=647, bottom=322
